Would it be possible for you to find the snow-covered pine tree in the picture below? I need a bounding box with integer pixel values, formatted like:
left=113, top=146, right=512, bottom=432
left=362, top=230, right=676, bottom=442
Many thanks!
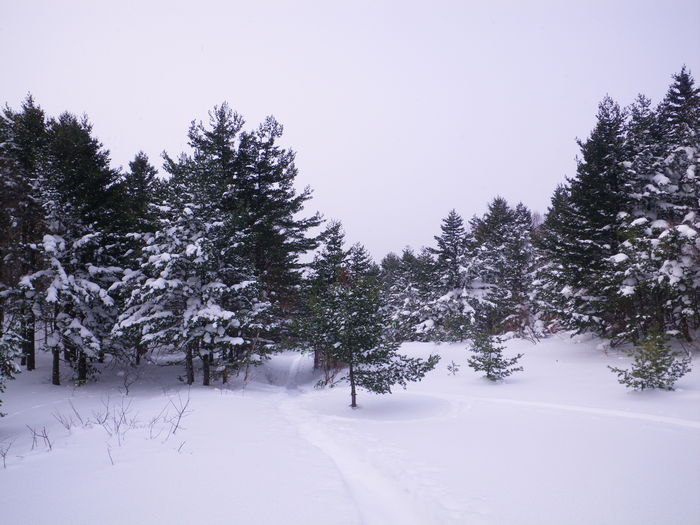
left=121, top=151, right=160, bottom=233
left=607, top=95, right=669, bottom=342
left=467, top=332, right=523, bottom=381
left=608, top=69, right=699, bottom=343
left=166, top=104, right=321, bottom=346
left=430, top=209, right=468, bottom=291
left=0, top=314, right=21, bottom=415
left=424, top=210, right=475, bottom=341
left=320, top=244, right=439, bottom=407
left=653, top=68, right=700, bottom=340
left=0, top=96, right=50, bottom=372
left=295, top=220, right=349, bottom=377
left=469, top=197, right=536, bottom=336
left=222, top=110, right=321, bottom=315
left=382, top=247, right=437, bottom=342
left=24, top=213, right=117, bottom=385
left=108, top=152, right=161, bottom=366
left=116, top=145, right=267, bottom=386
left=18, top=111, right=128, bottom=384
left=510, top=203, right=538, bottom=335
left=536, top=97, right=629, bottom=337
left=532, top=184, right=574, bottom=333
left=608, top=331, right=691, bottom=390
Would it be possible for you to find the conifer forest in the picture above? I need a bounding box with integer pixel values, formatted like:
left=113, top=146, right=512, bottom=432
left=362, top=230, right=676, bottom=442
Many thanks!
left=2, top=69, right=698, bottom=400
left=1, top=49, right=699, bottom=524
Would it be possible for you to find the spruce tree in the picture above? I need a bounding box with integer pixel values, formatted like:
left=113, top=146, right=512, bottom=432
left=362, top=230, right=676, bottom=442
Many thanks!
left=469, top=197, right=536, bottom=335
left=295, top=220, right=349, bottom=377
left=653, top=68, right=700, bottom=339
left=608, top=331, right=691, bottom=390
left=424, top=210, right=476, bottom=341
left=429, top=209, right=467, bottom=291
left=322, top=244, right=439, bottom=407
left=382, top=248, right=436, bottom=342
left=467, top=332, right=523, bottom=381
left=536, top=97, right=629, bottom=337
left=165, top=104, right=321, bottom=343
left=0, top=96, right=49, bottom=373
left=608, top=70, right=699, bottom=343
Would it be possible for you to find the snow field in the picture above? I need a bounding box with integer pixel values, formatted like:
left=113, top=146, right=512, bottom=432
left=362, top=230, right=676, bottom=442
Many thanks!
left=2, top=334, right=699, bottom=525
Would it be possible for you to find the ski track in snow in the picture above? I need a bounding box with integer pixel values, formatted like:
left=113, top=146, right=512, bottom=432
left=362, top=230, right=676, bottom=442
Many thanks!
left=280, top=399, right=443, bottom=525
left=412, top=391, right=700, bottom=429
left=285, top=353, right=305, bottom=390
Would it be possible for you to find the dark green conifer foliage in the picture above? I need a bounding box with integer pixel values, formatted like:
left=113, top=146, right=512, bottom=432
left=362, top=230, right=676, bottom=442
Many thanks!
left=312, top=221, right=347, bottom=285
left=0, top=96, right=48, bottom=373
left=165, top=103, right=321, bottom=326
left=469, top=197, right=535, bottom=335
left=328, top=248, right=439, bottom=408
left=536, top=97, right=628, bottom=336
left=658, top=66, right=700, bottom=148
left=608, top=332, right=691, bottom=390
left=467, top=333, right=523, bottom=381
left=534, top=185, right=574, bottom=328
left=296, top=220, right=349, bottom=377
left=122, top=151, right=159, bottom=231
left=300, top=238, right=439, bottom=407
left=382, top=247, right=437, bottom=342
left=429, top=209, right=467, bottom=291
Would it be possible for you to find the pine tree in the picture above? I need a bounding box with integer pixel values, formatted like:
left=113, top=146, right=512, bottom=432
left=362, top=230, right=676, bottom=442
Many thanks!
left=608, top=331, right=691, bottom=390
left=0, top=96, right=49, bottom=373
left=652, top=68, right=700, bottom=339
left=321, top=245, right=439, bottom=407
left=429, top=209, right=467, bottom=291
left=382, top=248, right=436, bottom=342
left=533, top=184, right=576, bottom=333
left=608, top=70, right=700, bottom=343
left=0, top=306, right=22, bottom=415
left=165, top=104, right=321, bottom=343
left=115, top=167, right=266, bottom=385
left=467, top=332, right=523, bottom=381
left=295, top=220, right=349, bottom=377
left=423, top=210, right=476, bottom=341
left=469, top=197, right=536, bottom=335
left=536, top=97, right=629, bottom=337
left=122, top=151, right=159, bottom=232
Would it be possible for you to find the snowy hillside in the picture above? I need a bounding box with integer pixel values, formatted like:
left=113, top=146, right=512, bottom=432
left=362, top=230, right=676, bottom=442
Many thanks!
left=2, top=335, right=699, bottom=525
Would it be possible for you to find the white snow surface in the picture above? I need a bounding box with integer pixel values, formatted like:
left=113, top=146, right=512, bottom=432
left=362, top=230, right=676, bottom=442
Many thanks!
left=2, top=335, right=699, bottom=525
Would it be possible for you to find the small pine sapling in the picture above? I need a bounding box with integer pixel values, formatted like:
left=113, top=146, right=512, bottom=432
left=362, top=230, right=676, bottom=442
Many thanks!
left=467, top=333, right=523, bottom=381
left=609, top=332, right=691, bottom=391
left=447, top=360, right=460, bottom=375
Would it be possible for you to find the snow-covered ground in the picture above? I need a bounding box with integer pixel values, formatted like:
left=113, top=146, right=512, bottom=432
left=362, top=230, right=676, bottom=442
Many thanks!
left=2, top=334, right=699, bottom=525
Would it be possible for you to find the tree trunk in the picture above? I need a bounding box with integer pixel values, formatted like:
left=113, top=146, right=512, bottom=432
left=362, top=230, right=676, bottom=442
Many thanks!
left=26, top=310, right=35, bottom=371
left=77, top=352, right=87, bottom=383
left=202, top=354, right=210, bottom=386
left=135, top=342, right=145, bottom=366
left=349, top=361, right=357, bottom=408
left=52, top=348, right=60, bottom=386
left=20, top=312, right=28, bottom=366
left=185, top=345, right=194, bottom=385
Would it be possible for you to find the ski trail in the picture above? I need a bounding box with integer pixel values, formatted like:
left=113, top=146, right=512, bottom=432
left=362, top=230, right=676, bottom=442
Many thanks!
left=416, top=391, right=700, bottom=429
left=280, top=400, right=439, bottom=525
left=475, top=396, right=700, bottom=429
left=285, top=353, right=305, bottom=390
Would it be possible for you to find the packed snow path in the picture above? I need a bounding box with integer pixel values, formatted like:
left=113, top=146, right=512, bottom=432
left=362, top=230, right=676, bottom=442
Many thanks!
left=2, top=336, right=699, bottom=525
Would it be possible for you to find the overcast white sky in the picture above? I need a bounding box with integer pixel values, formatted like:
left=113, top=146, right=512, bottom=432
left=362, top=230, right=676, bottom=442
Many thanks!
left=2, top=0, right=699, bottom=259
